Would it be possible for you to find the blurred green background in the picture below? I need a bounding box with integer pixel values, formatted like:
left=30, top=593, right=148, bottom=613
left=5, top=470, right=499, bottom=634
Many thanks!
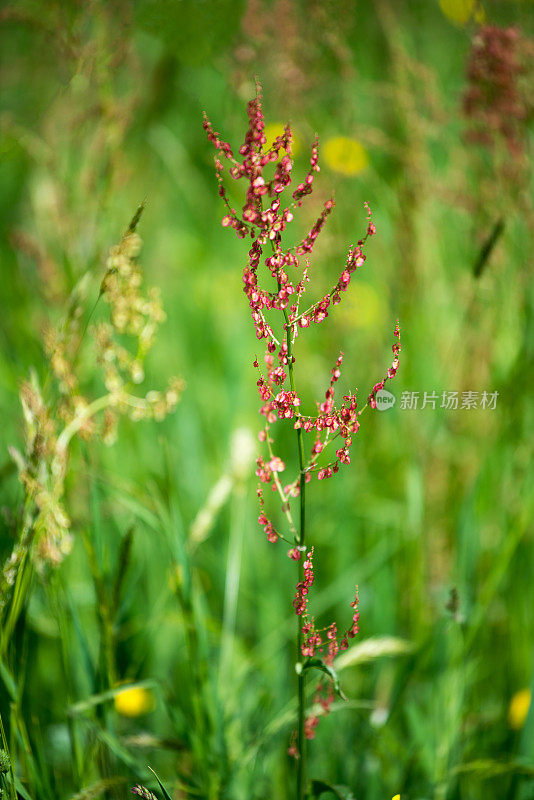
left=1, top=0, right=533, bottom=798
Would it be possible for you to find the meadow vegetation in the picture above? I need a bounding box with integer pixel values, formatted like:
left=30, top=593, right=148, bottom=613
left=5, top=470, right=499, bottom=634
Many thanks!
left=0, top=1, right=533, bottom=799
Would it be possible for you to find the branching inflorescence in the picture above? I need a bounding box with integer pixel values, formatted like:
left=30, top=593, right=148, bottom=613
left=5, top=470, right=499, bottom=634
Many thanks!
left=1, top=209, right=182, bottom=612
left=205, top=81, right=400, bottom=790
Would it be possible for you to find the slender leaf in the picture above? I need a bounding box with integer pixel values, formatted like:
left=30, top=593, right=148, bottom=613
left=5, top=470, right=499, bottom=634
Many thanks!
left=302, top=657, right=347, bottom=701
left=335, top=636, right=413, bottom=671
left=309, top=779, right=356, bottom=799
left=148, top=767, right=173, bottom=800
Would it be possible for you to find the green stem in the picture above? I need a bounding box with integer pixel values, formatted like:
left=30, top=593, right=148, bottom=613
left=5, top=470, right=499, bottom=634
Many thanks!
left=283, top=312, right=307, bottom=800
left=0, top=499, right=36, bottom=659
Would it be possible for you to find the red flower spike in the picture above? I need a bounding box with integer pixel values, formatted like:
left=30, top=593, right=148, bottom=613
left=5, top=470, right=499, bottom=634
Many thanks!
left=206, top=89, right=402, bottom=758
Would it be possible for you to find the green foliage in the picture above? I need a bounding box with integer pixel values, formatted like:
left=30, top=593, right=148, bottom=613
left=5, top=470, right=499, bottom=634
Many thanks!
left=309, top=781, right=355, bottom=800
left=301, top=658, right=347, bottom=702
left=0, top=1, right=533, bottom=799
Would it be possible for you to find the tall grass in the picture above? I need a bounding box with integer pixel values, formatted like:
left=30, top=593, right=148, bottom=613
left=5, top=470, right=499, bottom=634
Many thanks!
left=1, top=1, right=533, bottom=799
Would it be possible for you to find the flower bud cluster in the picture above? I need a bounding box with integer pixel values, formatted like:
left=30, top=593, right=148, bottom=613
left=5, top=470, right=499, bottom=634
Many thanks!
left=131, top=786, right=158, bottom=800
left=289, top=580, right=359, bottom=754
left=257, top=486, right=279, bottom=543
left=6, top=375, right=73, bottom=577
left=293, top=548, right=315, bottom=616
left=300, top=586, right=359, bottom=662
left=205, top=84, right=377, bottom=344
left=95, top=226, right=182, bottom=423
left=366, top=320, right=401, bottom=409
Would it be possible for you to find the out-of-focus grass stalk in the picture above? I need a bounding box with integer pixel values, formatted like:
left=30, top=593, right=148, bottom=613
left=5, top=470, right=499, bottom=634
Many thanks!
left=47, top=577, right=84, bottom=789
left=219, top=481, right=246, bottom=694
left=0, top=499, right=35, bottom=661
left=217, top=430, right=255, bottom=695
left=83, top=460, right=130, bottom=799
left=158, top=456, right=223, bottom=799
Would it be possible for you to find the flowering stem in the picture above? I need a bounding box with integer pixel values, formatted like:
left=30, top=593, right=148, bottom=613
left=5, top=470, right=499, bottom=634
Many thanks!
left=283, top=313, right=307, bottom=800
left=263, top=422, right=297, bottom=538
left=55, top=394, right=113, bottom=455
left=205, top=85, right=400, bottom=799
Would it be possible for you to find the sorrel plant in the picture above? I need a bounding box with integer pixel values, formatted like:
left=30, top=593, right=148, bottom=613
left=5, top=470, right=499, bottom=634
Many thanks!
left=204, top=82, right=401, bottom=798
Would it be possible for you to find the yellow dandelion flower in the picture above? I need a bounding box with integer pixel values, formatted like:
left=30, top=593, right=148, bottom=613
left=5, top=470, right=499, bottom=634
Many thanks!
left=263, top=122, right=301, bottom=157
left=114, top=685, right=155, bottom=718
left=439, top=0, right=485, bottom=25
left=508, top=688, right=531, bottom=730
left=335, top=282, right=384, bottom=330
left=392, top=795, right=401, bottom=800
left=322, top=136, right=369, bottom=176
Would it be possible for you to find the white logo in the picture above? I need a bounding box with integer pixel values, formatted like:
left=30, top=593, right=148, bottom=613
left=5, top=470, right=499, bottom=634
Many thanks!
left=375, top=389, right=395, bottom=411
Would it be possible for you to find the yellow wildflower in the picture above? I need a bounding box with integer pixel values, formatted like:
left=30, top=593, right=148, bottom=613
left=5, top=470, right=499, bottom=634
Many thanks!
left=263, top=122, right=301, bottom=157
left=439, top=0, right=485, bottom=25
left=114, top=685, right=155, bottom=717
left=335, top=282, right=384, bottom=330
left=392, top=795, right=401, bottom=800
left=322, top=136, right=368, bottom=176
left=508, top=688, right=531, bottom=730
